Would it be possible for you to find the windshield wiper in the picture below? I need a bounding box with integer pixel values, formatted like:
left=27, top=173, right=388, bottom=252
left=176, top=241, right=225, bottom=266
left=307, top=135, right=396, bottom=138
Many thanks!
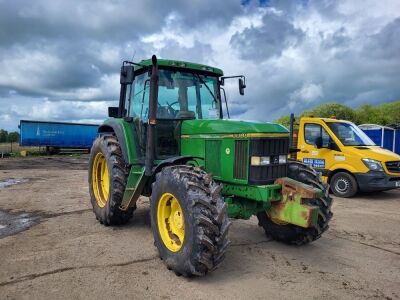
left=195, top=74, right=218, bottom=105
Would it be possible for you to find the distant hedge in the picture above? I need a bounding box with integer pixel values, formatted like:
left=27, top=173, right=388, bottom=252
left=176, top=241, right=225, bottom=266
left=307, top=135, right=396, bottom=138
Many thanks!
left=0, top=130, right=20, bottom=143
left=275, top=100, right=400, bottom=128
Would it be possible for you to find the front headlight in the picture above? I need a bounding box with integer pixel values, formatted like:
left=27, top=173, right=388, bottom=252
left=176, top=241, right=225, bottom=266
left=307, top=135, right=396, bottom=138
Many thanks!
left=279, top=155, right=287, bottom=164
left=251, top=156, right=270, bottom=166
left=362, top=158, right=383, bottom=171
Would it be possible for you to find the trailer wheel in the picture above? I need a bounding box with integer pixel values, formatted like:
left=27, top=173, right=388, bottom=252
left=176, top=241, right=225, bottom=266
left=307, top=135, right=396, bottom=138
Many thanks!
left=330, top=172, right=358, bottom=198
left=88, top=134, right=135, bottom=225
left=150, top=165, right=230, bottom=277
left=257, top=160, right=333, bottom=245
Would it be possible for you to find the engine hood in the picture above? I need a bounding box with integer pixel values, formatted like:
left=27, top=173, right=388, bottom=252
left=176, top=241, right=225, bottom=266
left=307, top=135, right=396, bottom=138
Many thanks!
left=346, top=145, right=400, bottom=162
left=181, top=119, right=288, bottom=136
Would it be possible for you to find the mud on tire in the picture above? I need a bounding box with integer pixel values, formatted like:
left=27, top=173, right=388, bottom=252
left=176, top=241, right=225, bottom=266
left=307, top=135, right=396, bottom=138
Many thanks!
left=88, top=134, right=135, bottom=225
left=150, top=165, right=231, bottom=277
left=257, top=160, right=333, bottom=245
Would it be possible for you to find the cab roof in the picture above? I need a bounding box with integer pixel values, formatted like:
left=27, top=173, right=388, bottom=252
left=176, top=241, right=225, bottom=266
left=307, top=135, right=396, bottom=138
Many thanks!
left=134, top=58, right=224, bottom=76
left=301, top=117, right=354, bottom=124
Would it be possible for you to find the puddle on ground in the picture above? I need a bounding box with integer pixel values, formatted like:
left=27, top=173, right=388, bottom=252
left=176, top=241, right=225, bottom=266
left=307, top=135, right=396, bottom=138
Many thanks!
left=0, top=178, right=29, bottom=188
left=0, top=210, right=40, bottom=238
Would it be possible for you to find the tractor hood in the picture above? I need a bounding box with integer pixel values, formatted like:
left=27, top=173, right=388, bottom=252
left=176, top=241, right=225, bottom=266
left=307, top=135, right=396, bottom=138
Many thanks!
left=181, top=119, right=288, bottom=137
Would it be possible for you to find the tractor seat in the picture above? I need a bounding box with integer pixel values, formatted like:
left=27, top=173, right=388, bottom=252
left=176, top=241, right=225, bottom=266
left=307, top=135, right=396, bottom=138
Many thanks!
left=175, top=110, right=196, bottom=119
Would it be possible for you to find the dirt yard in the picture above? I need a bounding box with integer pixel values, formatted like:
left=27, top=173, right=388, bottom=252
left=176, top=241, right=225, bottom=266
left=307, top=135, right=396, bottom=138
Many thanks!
left=0, top=156, right=399, bottom=300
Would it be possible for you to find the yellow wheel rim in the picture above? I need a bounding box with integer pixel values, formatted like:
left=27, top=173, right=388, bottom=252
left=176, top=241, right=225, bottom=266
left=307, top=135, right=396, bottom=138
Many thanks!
left=92, top=152, right=110, bottom=208
left=157, top=192, right=185, bottom=252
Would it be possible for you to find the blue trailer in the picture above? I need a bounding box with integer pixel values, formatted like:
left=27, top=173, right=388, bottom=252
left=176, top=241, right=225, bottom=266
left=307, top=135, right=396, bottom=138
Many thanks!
left=359, top=124, right=398, bottom=154
left=19, top=120, right=99, bottom=150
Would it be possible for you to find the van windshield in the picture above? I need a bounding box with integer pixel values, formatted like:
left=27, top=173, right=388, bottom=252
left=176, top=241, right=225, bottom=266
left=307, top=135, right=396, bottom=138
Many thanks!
left=327, top=122, right=375, bottom=146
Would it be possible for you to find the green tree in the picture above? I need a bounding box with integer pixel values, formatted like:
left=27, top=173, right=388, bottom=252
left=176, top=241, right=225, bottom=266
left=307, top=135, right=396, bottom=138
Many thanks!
left=378, top=100, right=400, bottom=125
left=308, top=103, right=357, bottom=122
left=7, top=131, right=20, bottom=143
left=0, top=129, right=8, bottom=143
left=274, top=100, right=399, bottom=127
left=274, top=115, right=291, bottom=128
left=355, top=104, right=386, bottom=125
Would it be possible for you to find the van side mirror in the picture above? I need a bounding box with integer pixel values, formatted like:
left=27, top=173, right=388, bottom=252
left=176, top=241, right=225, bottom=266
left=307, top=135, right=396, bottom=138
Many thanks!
left=120, top=65, right=135, bottom=84
left=314, top=136, right=323, bottom=149
left=239, top=78, right=246, bottom=95
left=108, top=107, right=119, bottom=118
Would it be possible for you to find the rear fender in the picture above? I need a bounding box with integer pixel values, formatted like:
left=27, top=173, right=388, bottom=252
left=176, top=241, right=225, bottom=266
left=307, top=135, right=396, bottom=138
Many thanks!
left=98, top=119, right=141, bottom=165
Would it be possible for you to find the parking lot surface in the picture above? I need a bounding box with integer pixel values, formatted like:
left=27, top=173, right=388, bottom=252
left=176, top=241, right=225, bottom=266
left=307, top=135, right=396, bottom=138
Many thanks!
left=0, top=156, right=399, bottom=299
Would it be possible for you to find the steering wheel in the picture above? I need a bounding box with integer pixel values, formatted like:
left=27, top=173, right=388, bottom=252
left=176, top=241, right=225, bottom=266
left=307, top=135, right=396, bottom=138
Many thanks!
left=166, top=101, right=179, bottom=111
left=157, top=100, right=180, bottom=118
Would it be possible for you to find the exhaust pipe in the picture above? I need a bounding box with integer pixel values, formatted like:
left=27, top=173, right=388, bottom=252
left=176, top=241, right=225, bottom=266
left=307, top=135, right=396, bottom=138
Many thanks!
left=145, top=55, right=159, bottom=176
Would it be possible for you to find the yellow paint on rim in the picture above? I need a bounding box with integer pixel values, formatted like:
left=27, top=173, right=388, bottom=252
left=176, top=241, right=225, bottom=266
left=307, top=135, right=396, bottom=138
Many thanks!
left=157, top=192, right=185, bottom=252
left=92, top=152, right=110, bottom=208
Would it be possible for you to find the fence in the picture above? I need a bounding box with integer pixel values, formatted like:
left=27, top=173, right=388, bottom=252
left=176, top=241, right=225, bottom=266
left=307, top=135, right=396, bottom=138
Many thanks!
left=0, top=143, right=41, bottom=157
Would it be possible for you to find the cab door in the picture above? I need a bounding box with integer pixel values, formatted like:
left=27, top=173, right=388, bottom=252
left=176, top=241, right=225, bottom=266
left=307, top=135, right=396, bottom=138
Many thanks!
left=297, top=120, right=339, bottom=175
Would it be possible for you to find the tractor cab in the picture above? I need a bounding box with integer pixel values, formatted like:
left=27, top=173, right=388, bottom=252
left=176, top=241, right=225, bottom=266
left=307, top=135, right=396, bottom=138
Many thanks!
left=109, top=57, right=244, bottom=161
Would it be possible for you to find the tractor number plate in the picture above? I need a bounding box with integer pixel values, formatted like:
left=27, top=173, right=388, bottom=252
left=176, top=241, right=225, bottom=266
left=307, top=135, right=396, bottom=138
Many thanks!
left=395, top=181, right=400, bottom=187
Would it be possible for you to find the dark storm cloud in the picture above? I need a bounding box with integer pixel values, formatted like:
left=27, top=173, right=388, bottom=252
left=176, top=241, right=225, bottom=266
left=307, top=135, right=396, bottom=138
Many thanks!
left=0, top=0, right=399, bottom=131
left=365, top=17, right=400, bottom=59
left=0, top=0, right=243, bottom=100
left=230, top=11, right=304, bottom=61
left=159, top=40, right=214, bottom=64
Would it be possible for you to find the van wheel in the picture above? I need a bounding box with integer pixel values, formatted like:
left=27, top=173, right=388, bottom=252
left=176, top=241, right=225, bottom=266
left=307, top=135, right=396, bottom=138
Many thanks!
left=330, top=172, right=358, bottom=198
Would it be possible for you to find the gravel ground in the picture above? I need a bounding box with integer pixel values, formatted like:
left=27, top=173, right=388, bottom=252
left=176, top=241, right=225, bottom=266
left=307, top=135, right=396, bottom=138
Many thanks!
left=0, top=155, right=399, bottom=300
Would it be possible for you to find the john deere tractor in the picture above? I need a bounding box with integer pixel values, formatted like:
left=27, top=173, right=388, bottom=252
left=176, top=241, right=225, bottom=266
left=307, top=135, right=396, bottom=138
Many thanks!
left=89, top=55, right=332, bottom=277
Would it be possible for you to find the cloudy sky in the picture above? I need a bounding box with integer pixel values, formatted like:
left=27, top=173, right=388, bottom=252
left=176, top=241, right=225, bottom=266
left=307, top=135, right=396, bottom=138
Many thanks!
left=0, top=0, right=399, bottom=131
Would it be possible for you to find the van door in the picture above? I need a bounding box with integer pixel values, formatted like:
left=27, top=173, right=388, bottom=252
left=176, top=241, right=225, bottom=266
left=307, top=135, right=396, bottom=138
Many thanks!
left=297, top=121, right=340, bottom=176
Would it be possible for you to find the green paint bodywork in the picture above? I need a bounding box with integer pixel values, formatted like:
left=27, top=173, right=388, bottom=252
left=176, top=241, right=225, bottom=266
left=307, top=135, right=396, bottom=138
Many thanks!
left=181, top=119, right=288, bottom=136
left=102, top=118, right=142, bottom=164
left=135, top=59, right=224, bottom=76
left=99, top=60, right=321, bottom=229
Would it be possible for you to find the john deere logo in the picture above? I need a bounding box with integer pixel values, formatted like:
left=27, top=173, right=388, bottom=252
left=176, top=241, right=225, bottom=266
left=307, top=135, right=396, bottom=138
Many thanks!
left=225, top=148, right=231, bottom=155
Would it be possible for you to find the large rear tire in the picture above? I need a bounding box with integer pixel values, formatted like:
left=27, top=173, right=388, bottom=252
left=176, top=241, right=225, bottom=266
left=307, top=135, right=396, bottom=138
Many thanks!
left=150, top=165, right=230, bottom=277
left=257, top=160, right=333, bottom=245
left=88, top=134, right=135, bottom=225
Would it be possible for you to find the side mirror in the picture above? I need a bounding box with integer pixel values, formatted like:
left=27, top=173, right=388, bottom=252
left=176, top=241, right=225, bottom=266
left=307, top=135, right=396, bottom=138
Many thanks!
left=239, top=78, right=246, bottom=95
left=120, top=65, right=134, bottom=84
left=108, top=107, right=119, bottom=118
left=314, top=136, right=323, bottom=149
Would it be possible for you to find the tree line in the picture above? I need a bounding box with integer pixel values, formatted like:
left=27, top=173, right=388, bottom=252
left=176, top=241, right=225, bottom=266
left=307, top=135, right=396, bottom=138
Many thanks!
left=0, top=129, right=20, bottom=143
left=275, top=100, right=400, bottom=128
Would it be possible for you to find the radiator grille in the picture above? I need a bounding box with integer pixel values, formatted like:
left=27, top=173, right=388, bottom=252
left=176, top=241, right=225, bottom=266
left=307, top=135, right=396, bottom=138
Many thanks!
left=234, top=140, right=248, bottom=180
left=386, top=161, right=400, bottom=173
left=249, top=137, right=289, bottom=185
left=205, top=140, right=221, bottom=176
left=250, top=137, right=289, bottom=156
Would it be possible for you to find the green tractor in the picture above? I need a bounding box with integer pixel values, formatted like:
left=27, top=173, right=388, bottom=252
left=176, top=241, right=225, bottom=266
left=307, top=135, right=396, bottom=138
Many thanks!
left=88, top=55, right=332, bottom=277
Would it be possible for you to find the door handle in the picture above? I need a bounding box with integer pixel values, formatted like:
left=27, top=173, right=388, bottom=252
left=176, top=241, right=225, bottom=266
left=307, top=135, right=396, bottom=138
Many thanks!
left=301, top=150, right=309, bottom=153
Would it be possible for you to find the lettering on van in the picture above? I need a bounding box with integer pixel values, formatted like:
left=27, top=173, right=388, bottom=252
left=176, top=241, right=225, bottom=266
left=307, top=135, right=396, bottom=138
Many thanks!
left=303, top=158, right=325, bottom=168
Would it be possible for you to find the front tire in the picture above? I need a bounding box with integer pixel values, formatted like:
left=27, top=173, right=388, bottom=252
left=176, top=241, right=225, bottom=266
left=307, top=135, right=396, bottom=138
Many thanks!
left=150, top=165, right=230, bottom=277
left=88, top=134, right=135, bottom=225
left=257, top=160, right=333, bottom=245
left=330, top=172, right=358, bottom=198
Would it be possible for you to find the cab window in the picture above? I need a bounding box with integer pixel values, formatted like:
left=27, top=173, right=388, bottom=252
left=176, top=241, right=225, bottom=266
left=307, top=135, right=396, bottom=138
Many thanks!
left=305, top=123, right=330, bottom=147
left=130, top=72, right=150, bottom=119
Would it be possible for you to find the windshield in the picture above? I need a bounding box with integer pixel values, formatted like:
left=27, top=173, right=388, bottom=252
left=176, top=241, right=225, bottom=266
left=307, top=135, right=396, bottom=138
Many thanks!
left=326, top=122, right=376, bottom=146
left=157, top=70, right=220, bottom=119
